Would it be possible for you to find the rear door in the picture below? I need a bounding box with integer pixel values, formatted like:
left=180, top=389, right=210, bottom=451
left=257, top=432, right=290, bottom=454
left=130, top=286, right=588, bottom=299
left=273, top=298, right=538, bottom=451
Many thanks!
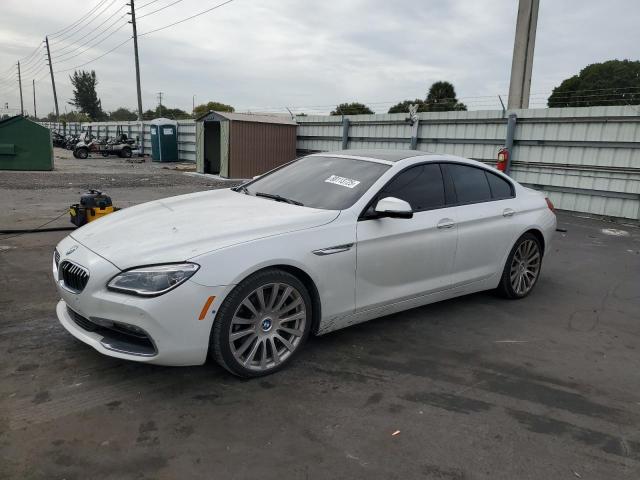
left=441, top=163, right=519, bottom=286
left=355, top=163, right=458, bottom=310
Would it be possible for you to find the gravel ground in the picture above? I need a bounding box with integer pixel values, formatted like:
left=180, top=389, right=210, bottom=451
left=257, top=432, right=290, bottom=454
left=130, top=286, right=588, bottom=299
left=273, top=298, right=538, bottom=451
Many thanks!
left=0, top=148, right=237, bottom=232
left=1, top=152, right=639, bottom=479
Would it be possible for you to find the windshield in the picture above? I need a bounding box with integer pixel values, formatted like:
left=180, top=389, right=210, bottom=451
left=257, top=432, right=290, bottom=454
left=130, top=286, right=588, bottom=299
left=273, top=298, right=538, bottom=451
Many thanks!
left=240, top=156, right=390, bottom=210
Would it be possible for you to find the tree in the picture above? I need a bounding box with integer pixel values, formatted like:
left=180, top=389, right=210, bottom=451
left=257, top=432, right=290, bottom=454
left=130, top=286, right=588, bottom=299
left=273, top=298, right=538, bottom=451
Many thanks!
left=193, top=101, right=235, bottom=118
left=142, top=109, right=156, bottom=120
left=548, top=60, right=640, bottom=108
left=162, top=107, right=192, bottom=119
left=45, top=111, right=90, bottom=122
left=388, top=99, right=428, bottom=113
left=109, top=107, right=137, bottom=121
left=424, top=81, right=467, bottom=111
left=143, top=107, right=191, bottom=120
left=331, top=102, right=374, bottom=115
left=387, top=81, right=467, bottom=113
left=68, top=70, right=105, bottom=120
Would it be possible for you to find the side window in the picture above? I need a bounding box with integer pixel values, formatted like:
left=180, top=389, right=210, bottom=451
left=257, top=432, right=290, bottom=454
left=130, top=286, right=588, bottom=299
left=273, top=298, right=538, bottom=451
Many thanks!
left=445, top=164, right=492, bottom=204
left=379, top=164, right=445, bottom=211
left=485, top=171, right=513, bottom=199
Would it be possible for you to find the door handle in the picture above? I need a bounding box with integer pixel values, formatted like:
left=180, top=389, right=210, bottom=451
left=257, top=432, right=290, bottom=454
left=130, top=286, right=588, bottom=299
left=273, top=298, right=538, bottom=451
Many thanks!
left=503, top=208, right=516, bottom=217
left=437, top=218, right=455, bottom=229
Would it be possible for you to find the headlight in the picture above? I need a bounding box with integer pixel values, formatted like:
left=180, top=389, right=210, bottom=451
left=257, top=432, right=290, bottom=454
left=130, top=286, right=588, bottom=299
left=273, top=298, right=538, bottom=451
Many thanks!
left=107, top=263, right=199, bottom=297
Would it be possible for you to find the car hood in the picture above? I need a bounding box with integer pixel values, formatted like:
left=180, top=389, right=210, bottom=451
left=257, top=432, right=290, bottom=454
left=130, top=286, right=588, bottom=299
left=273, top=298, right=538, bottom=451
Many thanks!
left=71, top=188, right=339, bottom=270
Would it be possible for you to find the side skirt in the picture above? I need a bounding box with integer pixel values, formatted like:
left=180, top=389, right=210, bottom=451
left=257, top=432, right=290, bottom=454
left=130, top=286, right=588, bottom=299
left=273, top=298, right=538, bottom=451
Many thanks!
left=316, top=276, right=498, bottom=335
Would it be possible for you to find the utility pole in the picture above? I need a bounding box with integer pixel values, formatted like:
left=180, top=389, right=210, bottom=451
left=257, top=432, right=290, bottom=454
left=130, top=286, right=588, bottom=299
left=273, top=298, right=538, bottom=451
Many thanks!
left=128, top=0, right=144, bottom=121
left=17, top=62, right=24, bottom=116
left=32, top=79, right=37, bottom=119
left=507, top=0, right=539, bottom=109
left=45, top=36, right=60, bottom=119
left=157, top=91, right=163, bottom=116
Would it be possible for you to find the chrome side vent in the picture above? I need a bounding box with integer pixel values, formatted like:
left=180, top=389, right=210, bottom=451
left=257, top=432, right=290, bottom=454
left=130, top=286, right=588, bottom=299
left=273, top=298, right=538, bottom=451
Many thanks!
left=54, top=249, right=60, bottom=268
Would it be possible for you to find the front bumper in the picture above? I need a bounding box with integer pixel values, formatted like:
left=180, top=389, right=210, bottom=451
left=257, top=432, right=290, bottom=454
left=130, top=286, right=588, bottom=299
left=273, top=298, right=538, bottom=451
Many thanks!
left=53, top=236, right=231, bottom=366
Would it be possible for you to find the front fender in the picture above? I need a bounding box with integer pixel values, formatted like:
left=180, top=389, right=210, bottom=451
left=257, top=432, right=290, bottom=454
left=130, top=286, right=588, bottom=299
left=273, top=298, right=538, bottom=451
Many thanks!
left=188, top=217, right=358, bottom=326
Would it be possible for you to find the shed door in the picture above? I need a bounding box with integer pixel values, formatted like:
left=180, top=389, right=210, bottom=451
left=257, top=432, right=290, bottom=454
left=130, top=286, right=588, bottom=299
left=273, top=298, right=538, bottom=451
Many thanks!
left=204, top=122, right=221, bottom=174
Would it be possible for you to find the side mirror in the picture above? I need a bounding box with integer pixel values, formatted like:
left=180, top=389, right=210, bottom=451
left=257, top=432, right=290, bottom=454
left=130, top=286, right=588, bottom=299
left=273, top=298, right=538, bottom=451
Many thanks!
left=374, top=197, right=413, bottom=219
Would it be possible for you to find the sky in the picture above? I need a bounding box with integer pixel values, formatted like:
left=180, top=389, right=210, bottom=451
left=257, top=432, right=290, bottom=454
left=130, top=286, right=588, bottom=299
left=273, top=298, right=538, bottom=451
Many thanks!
left=0, top=0, right=639, bottom=116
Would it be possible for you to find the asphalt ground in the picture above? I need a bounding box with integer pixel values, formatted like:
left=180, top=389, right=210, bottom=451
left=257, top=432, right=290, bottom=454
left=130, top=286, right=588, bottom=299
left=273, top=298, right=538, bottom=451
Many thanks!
left=1, top=150, right=639, bottom=479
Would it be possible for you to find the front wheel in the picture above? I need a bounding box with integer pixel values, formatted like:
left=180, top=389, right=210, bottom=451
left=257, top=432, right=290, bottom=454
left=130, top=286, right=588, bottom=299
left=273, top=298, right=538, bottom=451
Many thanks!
left=496, top=232, right=542, bottom=299
left=120, top=146, right=132, bottom=158
left=211, top=269, right=312, bottom=377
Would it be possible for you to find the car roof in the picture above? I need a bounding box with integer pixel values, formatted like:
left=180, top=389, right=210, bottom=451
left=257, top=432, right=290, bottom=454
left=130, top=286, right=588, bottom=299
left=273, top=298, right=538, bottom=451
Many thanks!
left=317, top=149, right=432, bottom=162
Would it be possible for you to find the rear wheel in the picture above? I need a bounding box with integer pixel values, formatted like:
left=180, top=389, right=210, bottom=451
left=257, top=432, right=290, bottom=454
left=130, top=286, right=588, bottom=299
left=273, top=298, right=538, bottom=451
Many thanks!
left=75, top=147, right=89, bottom=159
left=496, top=232, right=542, bottom=299
left=211, top=269, right=312, bottom=377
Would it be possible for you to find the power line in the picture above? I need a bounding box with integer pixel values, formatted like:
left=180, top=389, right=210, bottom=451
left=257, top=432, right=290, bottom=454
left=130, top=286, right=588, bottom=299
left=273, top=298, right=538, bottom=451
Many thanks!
left=53, top=18, right=130, bottom=63
left=48, top=0, right=111, bottom=39
left=137, top=0, right=164, bottom=9
left=52, top=0, right=119, bottom=47
left=53, top=5, right=127, bottom=56
left=137, top=0, right=186, bottom=19
left=53, top=37, right=133, bottom=73
left=138, top=0, right=235, bottom=36
left=19, top=45, right=46, bottom=70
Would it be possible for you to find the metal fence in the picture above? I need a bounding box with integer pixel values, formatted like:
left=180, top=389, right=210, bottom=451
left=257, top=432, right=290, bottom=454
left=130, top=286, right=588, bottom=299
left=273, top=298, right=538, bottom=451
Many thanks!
left=40, top=120, right=197, bottom=162
left=297, top=106, right=640, bottom=221
left=40, top=105, right=640, bottom=220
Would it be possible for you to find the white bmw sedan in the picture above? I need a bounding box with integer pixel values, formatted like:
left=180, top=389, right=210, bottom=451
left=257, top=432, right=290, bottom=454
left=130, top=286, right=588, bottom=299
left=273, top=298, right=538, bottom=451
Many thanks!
left=53, top=149, right=556, bottom=377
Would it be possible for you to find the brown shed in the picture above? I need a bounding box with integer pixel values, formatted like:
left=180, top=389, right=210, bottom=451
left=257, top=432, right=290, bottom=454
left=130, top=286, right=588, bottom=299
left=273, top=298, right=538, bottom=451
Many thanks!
left=195, top=111, right=297, bottom=178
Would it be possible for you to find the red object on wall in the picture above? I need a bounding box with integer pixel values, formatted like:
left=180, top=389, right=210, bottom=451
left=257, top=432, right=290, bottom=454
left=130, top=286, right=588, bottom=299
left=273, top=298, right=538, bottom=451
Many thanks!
left=496, top=148, right=509, bottom=172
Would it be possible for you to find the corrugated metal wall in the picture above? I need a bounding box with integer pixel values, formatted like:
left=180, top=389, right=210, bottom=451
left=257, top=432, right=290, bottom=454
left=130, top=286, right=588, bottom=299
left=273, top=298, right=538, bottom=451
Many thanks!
left=40, top=106, right=639, bottom=219
left=297, top=106, right=640, bottom=220
left=229, top=122, right=297, bottom=179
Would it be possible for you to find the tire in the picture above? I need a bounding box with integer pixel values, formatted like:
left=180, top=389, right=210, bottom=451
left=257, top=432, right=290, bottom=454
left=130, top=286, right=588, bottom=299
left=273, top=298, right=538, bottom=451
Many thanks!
left=101, top=151, right=109, bottom=157
left=496, top=232, right=543, bottom=299
left=211, top=268, right=312, bottom=378
left=120, top=146, right=132, bottom=158
left=75, top=147, right=89, bottom=159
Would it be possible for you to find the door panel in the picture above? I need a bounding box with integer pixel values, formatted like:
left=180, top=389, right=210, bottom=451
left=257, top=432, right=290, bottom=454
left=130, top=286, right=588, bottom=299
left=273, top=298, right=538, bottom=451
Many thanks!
left=447, top=200, right=517, bottom=285
left=355, top=210, right=458, bottom=310
left=440, top=161, right=520, bottom=286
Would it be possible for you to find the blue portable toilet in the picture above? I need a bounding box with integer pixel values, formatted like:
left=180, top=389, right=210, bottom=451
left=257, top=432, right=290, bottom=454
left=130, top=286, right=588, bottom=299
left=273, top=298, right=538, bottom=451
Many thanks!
left=149, top=118, right=178, bottom=162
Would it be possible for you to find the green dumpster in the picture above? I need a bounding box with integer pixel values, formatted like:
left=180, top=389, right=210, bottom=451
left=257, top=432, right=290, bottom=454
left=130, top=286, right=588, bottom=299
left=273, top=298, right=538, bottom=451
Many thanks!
left=149, top=118, right=178, bottom=162
left=0, top=115, right=53, bottom=171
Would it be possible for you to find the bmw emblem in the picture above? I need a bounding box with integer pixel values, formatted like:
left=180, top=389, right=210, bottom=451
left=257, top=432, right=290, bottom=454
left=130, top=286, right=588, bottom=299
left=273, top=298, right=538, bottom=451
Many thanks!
left=66, top=245, right=78, bottom=255
left=261, top=318, right=273, bottom=332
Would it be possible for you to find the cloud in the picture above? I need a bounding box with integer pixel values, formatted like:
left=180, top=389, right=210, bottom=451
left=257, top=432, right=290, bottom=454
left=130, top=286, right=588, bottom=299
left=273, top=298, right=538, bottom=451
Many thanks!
left=0, top=0, right=638, bottom=115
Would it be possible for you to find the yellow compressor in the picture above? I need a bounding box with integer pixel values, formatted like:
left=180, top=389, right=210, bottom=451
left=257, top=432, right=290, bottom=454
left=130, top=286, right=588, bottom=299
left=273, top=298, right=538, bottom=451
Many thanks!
left=70, top=190, right=118, bottom=227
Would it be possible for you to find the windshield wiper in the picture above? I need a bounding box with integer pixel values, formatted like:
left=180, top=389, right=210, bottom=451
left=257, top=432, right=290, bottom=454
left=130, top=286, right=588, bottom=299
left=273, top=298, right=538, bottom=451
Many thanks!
left=255, top=192, right=304, bottom=206
left=234, top=185, right=250, bottom=195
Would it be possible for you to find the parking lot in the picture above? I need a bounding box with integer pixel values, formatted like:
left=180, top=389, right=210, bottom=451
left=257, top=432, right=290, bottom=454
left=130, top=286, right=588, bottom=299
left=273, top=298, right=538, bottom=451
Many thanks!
left=1, top=150, right=639, bottom=479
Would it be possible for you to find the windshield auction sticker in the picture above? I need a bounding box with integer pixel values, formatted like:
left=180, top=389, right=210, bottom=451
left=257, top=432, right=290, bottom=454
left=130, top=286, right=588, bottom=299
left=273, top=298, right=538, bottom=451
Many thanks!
left=325, top=175, right=361, bottom=188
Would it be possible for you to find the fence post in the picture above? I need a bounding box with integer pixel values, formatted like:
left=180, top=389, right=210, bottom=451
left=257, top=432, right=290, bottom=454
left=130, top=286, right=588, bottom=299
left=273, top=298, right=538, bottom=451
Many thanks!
left=504, top=113, right=517, bottom=175
left=176, top=123, right=180, bottom=161
left=341, top=117, right=350, bottom=149
left=410, top=118, right=420, bottom=149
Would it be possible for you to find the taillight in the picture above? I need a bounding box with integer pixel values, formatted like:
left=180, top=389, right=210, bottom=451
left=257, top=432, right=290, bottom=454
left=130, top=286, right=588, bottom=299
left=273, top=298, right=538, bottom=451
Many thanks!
left=496, top=148, right=509, bottom=172
left=545, top=197, right=555, bottom=213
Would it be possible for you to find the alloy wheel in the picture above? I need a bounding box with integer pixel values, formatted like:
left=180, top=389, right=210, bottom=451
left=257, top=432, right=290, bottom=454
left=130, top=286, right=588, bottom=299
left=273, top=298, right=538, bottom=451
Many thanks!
left=229, top=282, right=307, bottom=372
left=509, top=239, right=541, bottom=295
